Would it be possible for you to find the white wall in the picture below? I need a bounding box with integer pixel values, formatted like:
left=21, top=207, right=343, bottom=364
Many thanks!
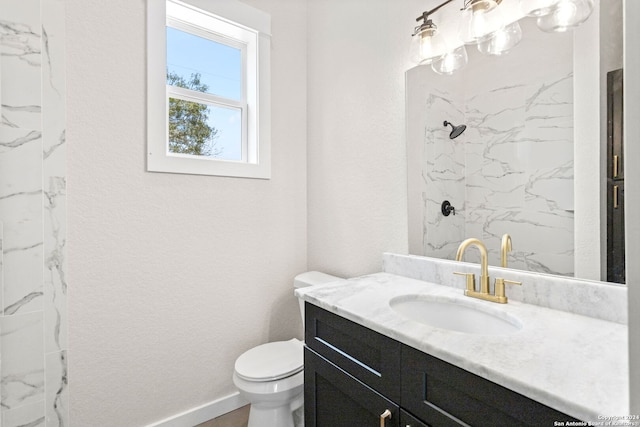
left=66, top=0, right=307, bottom=425
left=306, top=0, right=413, bottom=278
left=625, top=0, right=640, bottom=415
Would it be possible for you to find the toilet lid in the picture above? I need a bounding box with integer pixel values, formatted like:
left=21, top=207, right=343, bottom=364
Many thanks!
left=235, top=339, right=303, bottom=382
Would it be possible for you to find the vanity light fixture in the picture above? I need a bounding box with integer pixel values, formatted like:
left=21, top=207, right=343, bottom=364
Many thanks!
left=458, top=0, right=506, bottom=44
left=410, top=5, right=454, bottom=64
left=411, top=0, right=594, bottom=75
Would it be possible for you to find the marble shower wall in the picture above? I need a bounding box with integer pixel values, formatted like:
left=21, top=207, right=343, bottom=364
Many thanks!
left=0, top=0, right=68, bottom=426
left=410, top=18, right=575, bottom=277
left=463, top=71, right=574, bottom=275
left=421, top=85, right=466, bottom=260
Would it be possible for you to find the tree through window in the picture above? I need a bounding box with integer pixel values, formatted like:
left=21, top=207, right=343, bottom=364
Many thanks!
left=167, top=72, right=221, bottom=157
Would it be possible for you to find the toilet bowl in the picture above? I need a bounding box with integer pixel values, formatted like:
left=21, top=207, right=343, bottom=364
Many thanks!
left=233, top=339, right=304, bottom=427
left=232, top=272, right=342, bottom=427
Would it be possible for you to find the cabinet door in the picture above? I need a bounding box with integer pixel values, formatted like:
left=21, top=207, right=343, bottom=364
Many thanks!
left=401, top=345, right=578, bottom=427
left=305, top=347, right=399, bottom=427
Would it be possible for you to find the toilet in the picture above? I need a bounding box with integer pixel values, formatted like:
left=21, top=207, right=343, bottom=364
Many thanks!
left=232, top=271, right=342, bottom=427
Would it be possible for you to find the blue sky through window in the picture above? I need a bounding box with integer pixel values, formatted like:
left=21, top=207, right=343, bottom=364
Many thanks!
left=167, top=26, right=243, bottom=160
left=167, top=27, right=242, bottom=99
left=205, top=104, right=242, bottom=161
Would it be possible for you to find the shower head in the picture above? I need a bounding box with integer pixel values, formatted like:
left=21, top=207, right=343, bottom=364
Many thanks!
left=443, top=120, right=466, bottom=139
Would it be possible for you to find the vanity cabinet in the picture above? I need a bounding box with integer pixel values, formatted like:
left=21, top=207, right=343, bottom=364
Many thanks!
left=304, top=303, right=578, bottom=427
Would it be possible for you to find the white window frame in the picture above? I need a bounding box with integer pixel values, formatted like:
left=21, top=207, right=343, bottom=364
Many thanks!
left=147, top=0, right=271, bottom=179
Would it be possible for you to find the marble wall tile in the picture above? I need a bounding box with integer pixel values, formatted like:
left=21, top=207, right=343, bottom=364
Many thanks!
left=1, top=0, right=68, bottom=425
left=45, top=351, right=67, bottom=427
left=1, top=312, right=45, bottom=410
left=2, top=401, right=45, bottom=427
left=522, top=74, right=574, bottom=214
left=1, top=221, right=4, bottom=311
left=42, top=0, right=65, bottom=169
left=422, top=89, right=466, bottom=259
left=0, top=0, right=42, bottom=130
left=0, top=128, right=44, bottom=314
left=42, top=0, right=67, bottom=357
left=480, top=208, right=574, bottom=275
left=414, top=65, right=574, bottom=276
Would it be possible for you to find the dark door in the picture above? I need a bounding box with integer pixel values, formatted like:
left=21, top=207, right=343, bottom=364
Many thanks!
left=304, top=347, right=399, bottom=427
left=607, top=68, right=625, bottom=284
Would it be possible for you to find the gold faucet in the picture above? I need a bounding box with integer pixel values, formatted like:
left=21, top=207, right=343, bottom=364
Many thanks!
left=455, top=238, right=490, bottom=294
left=501, top=234, right=512, bottom=268
left=454, top=237, right=522, bottom=304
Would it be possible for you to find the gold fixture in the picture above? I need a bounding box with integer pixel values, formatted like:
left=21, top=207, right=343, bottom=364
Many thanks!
left=494, top=278, right=522, bottom=303
left=455, top=238, right=490, bottom=294
left=501, top=233, right=512, bottom=268
left=454, top=237, right=523, bottom=304
left=379, top=409, right=392, bottom=427
left=453, top=271, right=476, bottom=293
left=613, top=154, right=619, bottom=178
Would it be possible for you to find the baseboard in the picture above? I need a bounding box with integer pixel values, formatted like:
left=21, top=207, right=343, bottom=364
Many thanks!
left=147, top=391, right=249, bottom=427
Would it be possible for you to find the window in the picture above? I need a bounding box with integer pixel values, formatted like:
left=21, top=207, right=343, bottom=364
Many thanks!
left=147, top=0, right=271, bottom=178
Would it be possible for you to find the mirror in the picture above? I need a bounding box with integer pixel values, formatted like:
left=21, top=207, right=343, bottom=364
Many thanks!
left=406, top=2, right=625, bottom=284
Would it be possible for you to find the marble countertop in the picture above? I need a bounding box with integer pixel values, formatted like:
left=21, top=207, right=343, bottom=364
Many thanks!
left=295, top=272, right=629, bottom=422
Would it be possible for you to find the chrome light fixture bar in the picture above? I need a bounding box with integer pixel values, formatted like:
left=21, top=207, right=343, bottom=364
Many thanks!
left=411, top=0, right=594, bottom=75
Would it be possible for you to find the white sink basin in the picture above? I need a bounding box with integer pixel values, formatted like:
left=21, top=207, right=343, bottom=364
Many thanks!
left=389, top=295, right=522, bottom=335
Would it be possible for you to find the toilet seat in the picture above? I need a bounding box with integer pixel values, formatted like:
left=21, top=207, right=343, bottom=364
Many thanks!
left=235, top=338, right=303, bottom=382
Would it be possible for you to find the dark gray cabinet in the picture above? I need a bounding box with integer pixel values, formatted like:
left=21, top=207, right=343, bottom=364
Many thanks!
left=304, top=303, right=578, bottom=427
left=607, top=68, right=625, bottom=284
left=305, top=348, right=399, bottom=427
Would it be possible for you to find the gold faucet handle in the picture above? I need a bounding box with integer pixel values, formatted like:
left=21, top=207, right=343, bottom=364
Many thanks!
left=453, top=271, right=476, bottom=292
left=494, top=278, right=522, bottom=302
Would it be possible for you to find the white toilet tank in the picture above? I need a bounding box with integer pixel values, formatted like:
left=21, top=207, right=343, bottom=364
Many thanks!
left=293, top=271, right=342, bottom=329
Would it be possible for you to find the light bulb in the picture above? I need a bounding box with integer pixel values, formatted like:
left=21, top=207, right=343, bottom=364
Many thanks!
left=536, top=0, right=594, bottom=32
left=431, top=45, right=468, bottom=75
left=410, top=20, right=447, bottom=64
left=471, top=10, right=489, bottom=39
left=458, top=0, right=505, bottom=44
left=477, top=21, right=522, bottom=55
left=555, top=0, right=578, bottom=25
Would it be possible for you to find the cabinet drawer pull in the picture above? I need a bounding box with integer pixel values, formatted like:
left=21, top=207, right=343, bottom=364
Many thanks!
left=379, top=409, right=392, bottom=427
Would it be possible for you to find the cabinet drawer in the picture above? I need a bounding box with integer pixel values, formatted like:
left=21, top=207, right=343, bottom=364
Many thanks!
left=401, top=409, right=430, bottom=427
left=401, top=345, right=578, bottom=427
left=305, top=303, right=402, bottom=401
left=305, top=348, right=399, bottom=427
